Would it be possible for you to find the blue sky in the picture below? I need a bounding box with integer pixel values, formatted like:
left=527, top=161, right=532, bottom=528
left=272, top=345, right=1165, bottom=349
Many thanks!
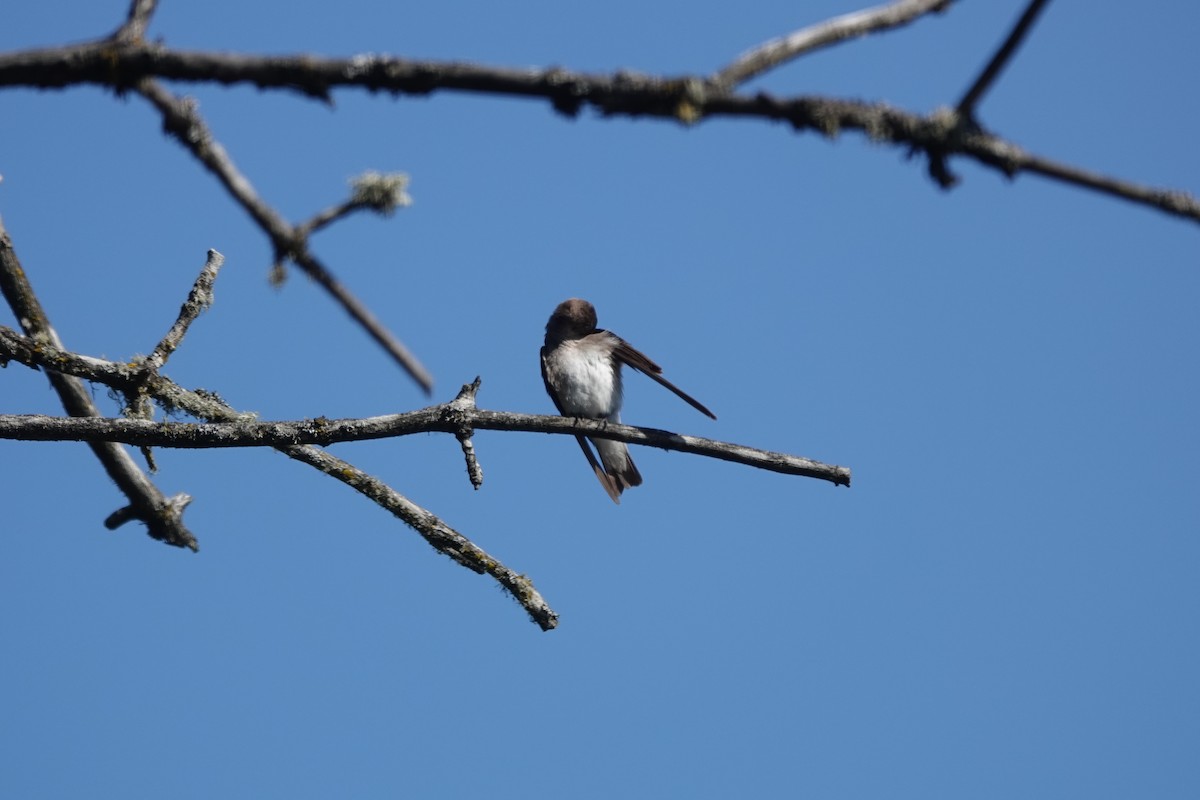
left=2, top=1, right=1198, bottom=797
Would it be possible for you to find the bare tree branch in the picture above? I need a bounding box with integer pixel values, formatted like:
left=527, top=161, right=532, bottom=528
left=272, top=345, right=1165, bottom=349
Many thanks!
left=448, top=377, right=486, bottom=490
left=2, top=39, right=1195, bottom=225
left=109, top=0, right=158, bottom=45
left=144, top=249, right=224, bottom=373
left=126, top=248, right=224, bottom=470
left=0, top=220, right=198, bottom=551
left=133, top=79, right=436, bottom=394
left=0, top=404, right=851, bottom=488
left=957, top=0, right=1053, bottom=119
left=277, top=441, right=556, bottom=631
left=0, top=324, right=558, bottom=629
left=1019, top=152, right=1200, bottom=218
left=297, top=173, right=412, bottom=238
left=713, top=0, right=953, bottom=89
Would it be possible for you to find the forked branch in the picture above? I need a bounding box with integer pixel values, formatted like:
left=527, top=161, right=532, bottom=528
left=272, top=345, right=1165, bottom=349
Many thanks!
left=0, top=220, right=198, bottom=550
left=134, top=79, right=435, bottom=394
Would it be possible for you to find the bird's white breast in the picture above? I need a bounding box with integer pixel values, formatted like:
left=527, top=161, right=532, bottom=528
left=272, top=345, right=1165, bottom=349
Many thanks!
left=546, top=340, right=623, bottom=420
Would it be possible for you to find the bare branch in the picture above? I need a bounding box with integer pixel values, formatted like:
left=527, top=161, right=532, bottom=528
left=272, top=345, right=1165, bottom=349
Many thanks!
left=957, top=0, right=1053, bottom=119
left=133, top=79, right=436, bottom=394
left=707, top=97, right=1200, bottom=223
left=0, top=326, right=247, bottom=422
left=296, top=199, right=368, bottom=239
left=128, top=248, right=225, bottom=470
left=285, top=175, right=413, bottom=240
left=0, top=406, right=851, bottom=487
left=448, top=377, right=486, bottom=490
left=713, top=0, right=953, bottom=88
left=0, top=221, right=198, bottom=550
left=0, top=326, right=555, bottom=629
left=288, top=250, right=435, bottom=392
left=1020, top=152, right=1200, bottom=219
left=109, top=0, right=159, bottom=44
left=144, top=248, right=224, bottom=372
left=2, top=42, right=1194, bottom=226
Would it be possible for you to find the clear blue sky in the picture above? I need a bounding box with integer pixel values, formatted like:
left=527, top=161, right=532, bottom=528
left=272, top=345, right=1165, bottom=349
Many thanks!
left=3, top=2, right=1198, bottom=797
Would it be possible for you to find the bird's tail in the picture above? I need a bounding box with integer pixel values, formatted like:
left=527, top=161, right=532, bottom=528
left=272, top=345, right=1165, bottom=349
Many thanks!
left=594, top=437, right=642, bottom=501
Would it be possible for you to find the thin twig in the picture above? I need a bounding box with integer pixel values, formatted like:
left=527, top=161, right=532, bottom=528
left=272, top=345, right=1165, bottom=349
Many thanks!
left=0, top=326, right=556, bottom=629
left=448, top=377, right=485, bottom=490
left=296, top=199, right=370, bottom=238
left=145, top=249, right=224, bottom=372
left=957, top=0, right=1053, bottom=118
left=0, top=221, right=198, bottom=550
left=288, top=249, right=433, bottom=392
left=109, top=0, right=158, bottom=44
left=713, top=0, right=953, bottom=88
left=133, top=79, right=436, bottom=394
left=294, top=173, right=412, bottom=237
left=130, top=248, right=224, bottom=470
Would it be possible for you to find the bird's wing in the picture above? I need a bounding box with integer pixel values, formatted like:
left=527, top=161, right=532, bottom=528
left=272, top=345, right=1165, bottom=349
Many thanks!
left=611, top=334, right=717, bottom=420
left=540, top=345, right=568, bottom=416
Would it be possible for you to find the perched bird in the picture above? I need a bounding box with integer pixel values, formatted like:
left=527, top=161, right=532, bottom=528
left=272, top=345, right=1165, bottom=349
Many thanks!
left=540, top=298, right=716, bottom=503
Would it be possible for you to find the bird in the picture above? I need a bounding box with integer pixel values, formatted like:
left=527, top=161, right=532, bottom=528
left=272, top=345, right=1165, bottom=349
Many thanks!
left=540, top=298, right=716, bottom=503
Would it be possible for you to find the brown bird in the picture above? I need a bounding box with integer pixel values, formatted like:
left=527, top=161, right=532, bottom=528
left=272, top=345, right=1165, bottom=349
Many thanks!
left=540, top=298, right=716, bottom=503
